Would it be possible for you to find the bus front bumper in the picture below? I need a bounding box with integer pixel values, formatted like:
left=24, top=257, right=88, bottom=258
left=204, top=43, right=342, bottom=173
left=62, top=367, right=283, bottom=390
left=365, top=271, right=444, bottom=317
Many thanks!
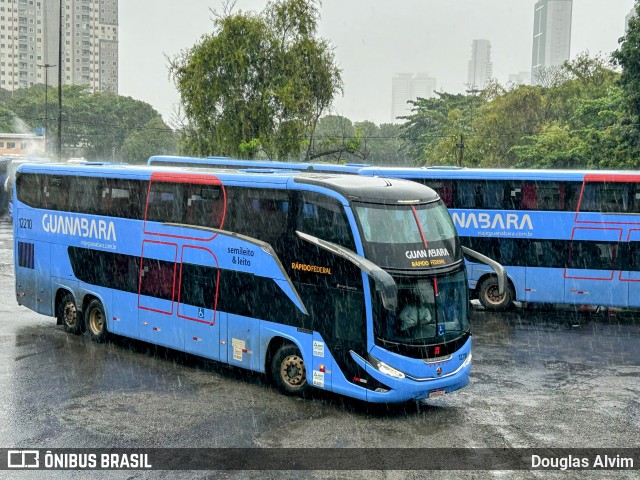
left=350, top=347, right=472, bottom=404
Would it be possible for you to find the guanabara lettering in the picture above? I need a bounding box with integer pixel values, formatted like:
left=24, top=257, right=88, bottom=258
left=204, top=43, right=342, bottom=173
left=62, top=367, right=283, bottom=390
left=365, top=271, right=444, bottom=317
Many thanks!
left=451, top=212, right=533, bottom=231
left=42, top=214, right=117, bottom=241
left=406, top=248, right=450, bottom=259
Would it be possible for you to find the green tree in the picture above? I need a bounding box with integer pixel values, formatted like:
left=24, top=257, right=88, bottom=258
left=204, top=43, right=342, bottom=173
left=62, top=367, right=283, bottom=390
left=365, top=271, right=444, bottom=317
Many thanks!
left=309, top=115, right=361, bottom=161
left=0, top=106, right=20, bottom=132
left=121, top=117, right=178, bottom=164
left=467, top=85, right=547, bottom=167
left=613, top=2, right=640, bottom=122
left=510, top=123, right=587, bottom=168
left=400, top=92, right=482, bottom=166
left=1, top=85, right=169, bottom=161
left=354, top=121, right=410, bottom=166
left=170, top=0, right=342, bottom=160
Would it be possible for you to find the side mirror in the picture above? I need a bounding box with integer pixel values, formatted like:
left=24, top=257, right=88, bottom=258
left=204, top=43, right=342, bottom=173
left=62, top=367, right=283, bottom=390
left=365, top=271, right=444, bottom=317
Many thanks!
left=462, top=246, right=507, bottom=295
left=295, top=231, right=398, bottom=311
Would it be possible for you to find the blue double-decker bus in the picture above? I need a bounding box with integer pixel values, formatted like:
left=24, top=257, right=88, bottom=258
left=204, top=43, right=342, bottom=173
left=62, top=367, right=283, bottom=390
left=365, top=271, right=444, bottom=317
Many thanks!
left=148, top=156, right=640, bottom=311
left=14, top=162, right=503, bottom=403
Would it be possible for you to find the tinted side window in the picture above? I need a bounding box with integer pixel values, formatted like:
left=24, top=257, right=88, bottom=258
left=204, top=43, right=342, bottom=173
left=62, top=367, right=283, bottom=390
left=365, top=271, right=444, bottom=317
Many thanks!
left=581, top=182, right=639, bottom=214
left=68, top=247, right=139, bottom=293
left=459, top=236, right=567, bottom=268
left=146, top=181, right=183, bottom=223
left=146, top=181, right=226, bottom=228
left=67, top=176, right=106, bottom=215
left=102, top=178, right=147, bottom=220
left=179, top=263, right=218, bottom=310
left=567, top=241, right=619, bottom=270
left=428, top=180, right=454, bottom=207
left=224, top=187, right=291, bottom=245
left=43, top=175, right=69, bottom=211
left=16, top=172, right=42, bottom=207
left=298, top=192, right=355, bottom=250
left=18, top=174, right=148, bottom=220
left=622, top=241, right=640, bottom=272
left=139, top=257, right=176, bottom=301
left=445, top=179, right=580, bottom=212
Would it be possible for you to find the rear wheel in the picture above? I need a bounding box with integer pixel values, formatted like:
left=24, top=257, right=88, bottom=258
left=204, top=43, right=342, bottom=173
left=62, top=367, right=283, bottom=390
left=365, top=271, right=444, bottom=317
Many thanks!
left=477, top=276, right=513, bottom=311
left=57, top=292, right=82, bottom=335
left=85, top=299, right=107, bottom=343
left=270, top=344, right=309, bottom=396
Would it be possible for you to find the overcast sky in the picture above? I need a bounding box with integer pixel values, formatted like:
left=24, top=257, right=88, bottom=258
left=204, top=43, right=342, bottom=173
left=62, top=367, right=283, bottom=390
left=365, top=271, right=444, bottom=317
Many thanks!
left=119, top=0, right=637, bottom=125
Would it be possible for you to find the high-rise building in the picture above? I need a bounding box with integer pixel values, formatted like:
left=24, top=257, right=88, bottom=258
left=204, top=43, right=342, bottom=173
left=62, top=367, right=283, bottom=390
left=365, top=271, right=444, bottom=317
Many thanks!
left=0, top=0, right=118, bottom=92
left=391, top=73, right=436, bottom=122
left=467, top=39, right=492, bottom=89
left=531, top=0, right=572, bottom=85
left=508, top=71, right=531, bottom=86
left=413, top=73, right=437, bottom=101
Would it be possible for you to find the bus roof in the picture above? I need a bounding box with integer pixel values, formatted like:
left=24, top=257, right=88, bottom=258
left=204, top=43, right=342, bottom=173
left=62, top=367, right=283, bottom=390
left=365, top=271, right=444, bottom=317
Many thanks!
left=147, top=156, right=640, bottom=182
left=358, top=166, right=640, bottom=182
left=18, top=162, right=440, bottom=204
left=148, top=155, right=366, bottom=174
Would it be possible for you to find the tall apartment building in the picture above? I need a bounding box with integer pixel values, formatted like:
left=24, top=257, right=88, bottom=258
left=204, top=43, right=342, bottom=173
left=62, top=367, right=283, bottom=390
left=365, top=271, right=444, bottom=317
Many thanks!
left=391, top=73, right=436, bottom=122
left=531, top=0, right=572, bottom=85
left=467, top=39, right=492, bottom=89
left=0, top=0, right=118, bottom=92
left=508, top=71, right=531, bottom=86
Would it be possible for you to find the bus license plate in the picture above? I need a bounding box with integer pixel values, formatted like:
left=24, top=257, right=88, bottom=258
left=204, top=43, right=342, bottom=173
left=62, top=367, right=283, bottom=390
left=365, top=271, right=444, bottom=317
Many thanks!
left=428, top=390, right=446, bottom=398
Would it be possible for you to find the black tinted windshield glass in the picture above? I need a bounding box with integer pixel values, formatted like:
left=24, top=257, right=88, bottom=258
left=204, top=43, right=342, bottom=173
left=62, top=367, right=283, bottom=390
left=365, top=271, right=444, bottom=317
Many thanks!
left=374, top=269, right=469, bottom=347
left=354, top=201, right=461, bottom=270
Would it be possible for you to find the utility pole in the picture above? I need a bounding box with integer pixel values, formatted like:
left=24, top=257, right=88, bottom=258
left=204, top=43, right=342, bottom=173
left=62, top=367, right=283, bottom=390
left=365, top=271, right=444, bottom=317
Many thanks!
left=57, top=0, right=63, bottom=160
left=37, top=64, right=56, bottom=154
left=460, top=87, right=481, bottom=168
left=456, top=134, right=464, bottom=167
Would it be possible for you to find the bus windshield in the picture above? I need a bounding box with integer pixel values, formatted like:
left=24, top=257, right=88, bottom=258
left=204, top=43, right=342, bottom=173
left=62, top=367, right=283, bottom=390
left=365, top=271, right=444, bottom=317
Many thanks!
left=353, top=201, right=461, bottom=270
left=374, top=269, right=470, bottom=347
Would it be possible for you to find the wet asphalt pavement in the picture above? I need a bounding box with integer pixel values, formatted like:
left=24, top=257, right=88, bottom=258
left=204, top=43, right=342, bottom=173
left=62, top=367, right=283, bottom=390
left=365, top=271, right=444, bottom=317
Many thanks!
left=0, top=218, right=638, bottom=479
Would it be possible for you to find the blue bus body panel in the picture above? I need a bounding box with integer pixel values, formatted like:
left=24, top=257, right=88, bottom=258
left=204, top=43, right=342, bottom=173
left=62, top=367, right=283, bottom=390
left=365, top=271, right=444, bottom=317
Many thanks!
left=525, top=268, right=565, bottom=304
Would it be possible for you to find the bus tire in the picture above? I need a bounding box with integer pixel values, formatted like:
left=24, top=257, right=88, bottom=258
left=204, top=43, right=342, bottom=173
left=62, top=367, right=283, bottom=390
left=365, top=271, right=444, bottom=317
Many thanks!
left=58, top=292, right=82, bottom=335
left=85, top=299, right=108, bottom=343
left=478, top=276, right=513, bottom=311
left=270, top=344, right=309, bottom=396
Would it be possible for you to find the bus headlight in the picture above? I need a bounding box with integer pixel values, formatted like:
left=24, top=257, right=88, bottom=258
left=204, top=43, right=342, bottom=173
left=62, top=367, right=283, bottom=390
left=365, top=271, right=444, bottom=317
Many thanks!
left=369, top=355, right=405, bottom=379
left=462, top=352, right=472, bottom=368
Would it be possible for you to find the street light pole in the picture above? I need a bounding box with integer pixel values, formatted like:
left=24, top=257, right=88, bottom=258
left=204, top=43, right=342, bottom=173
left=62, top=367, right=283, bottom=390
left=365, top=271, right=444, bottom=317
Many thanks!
left=37, top=63, right=56, bottom=154
left=57, top=0, right=63, bottom=160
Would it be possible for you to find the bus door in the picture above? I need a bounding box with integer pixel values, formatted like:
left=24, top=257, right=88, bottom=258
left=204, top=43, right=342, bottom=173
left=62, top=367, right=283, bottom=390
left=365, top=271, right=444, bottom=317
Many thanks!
left=564, top=227, right=624, bottom=306
left=15, top=238, right=53, bottom=315
left=179, top=245, right=222, bottom=362
left=621, top=229, right=640, bottom=308
left=138, top=240, right=182, bottom=350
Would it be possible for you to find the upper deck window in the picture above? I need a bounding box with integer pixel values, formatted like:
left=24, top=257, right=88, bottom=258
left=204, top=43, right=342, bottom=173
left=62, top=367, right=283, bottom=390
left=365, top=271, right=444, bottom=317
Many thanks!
left=16, top=173, right=148, bottom=219
left=422, top=178, right=581, bottom=212
left=145, top=181, right=225, bottom=228
left=580, top=182, right=640, bottom=214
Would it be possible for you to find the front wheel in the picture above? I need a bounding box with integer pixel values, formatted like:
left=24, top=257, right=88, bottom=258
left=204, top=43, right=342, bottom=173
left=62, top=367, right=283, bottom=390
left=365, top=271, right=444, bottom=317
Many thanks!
left=270, top=344, right=309, bottom=396
left=85, top=299, right=108, bottom=343
left=477, top=276, right=513, bottom=311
